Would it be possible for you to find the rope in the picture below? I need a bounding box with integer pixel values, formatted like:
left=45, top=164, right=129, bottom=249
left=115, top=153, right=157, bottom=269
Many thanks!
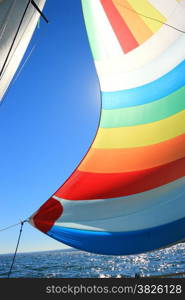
left=31, top=0, right=49, bottom=23
left=0, top=222, right=22, bottom=232
left=7, top=220, right=27, bottom=278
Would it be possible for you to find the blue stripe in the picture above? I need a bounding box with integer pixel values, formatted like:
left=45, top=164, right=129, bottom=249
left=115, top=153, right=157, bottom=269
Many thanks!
left=102, top=60, right=185, bottom=110
left=47, top=217, right=185, bottom=255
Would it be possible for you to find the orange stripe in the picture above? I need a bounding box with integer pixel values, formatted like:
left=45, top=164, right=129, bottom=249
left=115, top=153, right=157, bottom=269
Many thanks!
left=112, top=0, right=153, bottom=44
left=79, top=134, right=185, bottom=173
left=100, top=0, right=139, bottom=53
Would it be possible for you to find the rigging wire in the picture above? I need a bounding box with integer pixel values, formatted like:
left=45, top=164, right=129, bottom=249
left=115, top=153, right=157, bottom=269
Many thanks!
left=7, top=220, right=27, bottom=278
left=11, top=45, right=36, bottom=86
left=0, top=222, right=22, bottom=233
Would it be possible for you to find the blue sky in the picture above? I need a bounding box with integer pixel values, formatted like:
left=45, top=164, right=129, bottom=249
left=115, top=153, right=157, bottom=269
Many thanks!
left=0, top=0, right=100, bottom=254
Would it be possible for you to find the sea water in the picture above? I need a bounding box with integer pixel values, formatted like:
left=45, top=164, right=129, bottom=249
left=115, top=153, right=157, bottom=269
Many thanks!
left=0, top=243, right=185, bottom=278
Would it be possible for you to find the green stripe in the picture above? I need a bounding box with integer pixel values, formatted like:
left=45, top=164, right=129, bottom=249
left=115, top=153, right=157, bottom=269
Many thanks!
left=100, top=85, right=185, bottom=128
left=81, top=0, right=104, bottom=60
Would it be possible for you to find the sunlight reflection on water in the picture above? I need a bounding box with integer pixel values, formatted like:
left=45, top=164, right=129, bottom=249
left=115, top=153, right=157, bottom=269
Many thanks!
left=0, top=243, right=185, bottom=278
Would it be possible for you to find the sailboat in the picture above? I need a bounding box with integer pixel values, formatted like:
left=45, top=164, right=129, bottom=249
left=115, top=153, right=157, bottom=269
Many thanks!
left=1, top=0, right=185, bottom=256
left=0, top=0, right=47, bottom=103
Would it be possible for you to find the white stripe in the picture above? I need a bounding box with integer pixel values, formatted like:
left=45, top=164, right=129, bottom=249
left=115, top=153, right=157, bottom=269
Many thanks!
left=89, top=0, right=124, bottom=58
left=95, top=4, right=185, bottom=83
left=53, top=177, right=185, bottom=232
left=97, top=34, right=185, bottom=91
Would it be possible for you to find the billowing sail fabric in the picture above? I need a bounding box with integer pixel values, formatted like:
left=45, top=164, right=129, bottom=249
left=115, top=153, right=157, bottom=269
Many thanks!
left=0, top=0, right=46, bottom=103
left=30, top=0, right=185, bottom=255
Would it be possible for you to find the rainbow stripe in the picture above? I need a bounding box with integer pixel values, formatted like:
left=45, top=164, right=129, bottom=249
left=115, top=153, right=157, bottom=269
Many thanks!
left=30, top=0, right=185, bottom=255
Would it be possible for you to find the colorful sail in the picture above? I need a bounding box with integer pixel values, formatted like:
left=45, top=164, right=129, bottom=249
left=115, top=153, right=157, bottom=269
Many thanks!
left=30, top=0, right=185, bottom=255
left=0, top=0, right=46, bottom=103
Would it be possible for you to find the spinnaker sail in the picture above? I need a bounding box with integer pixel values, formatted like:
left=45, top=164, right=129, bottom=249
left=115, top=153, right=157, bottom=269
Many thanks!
left=0, top=0, right=47, bottom=103
left=30, top=0, right=185, bottom=255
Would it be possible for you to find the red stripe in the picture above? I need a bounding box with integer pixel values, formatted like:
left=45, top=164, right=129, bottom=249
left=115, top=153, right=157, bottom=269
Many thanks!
left=32, top=198, right=63, bottom=233
left=100, top=0, right=139, bottom=53
left=55, top=157, right=185, bottom=200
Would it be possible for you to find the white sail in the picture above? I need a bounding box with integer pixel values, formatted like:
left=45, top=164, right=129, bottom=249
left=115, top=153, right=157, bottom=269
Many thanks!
left=0, top=0, right=46, bottom=103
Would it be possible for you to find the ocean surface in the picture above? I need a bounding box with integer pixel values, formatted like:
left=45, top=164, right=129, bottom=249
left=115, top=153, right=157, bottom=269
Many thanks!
left=0, top=244, right=185, bottom=278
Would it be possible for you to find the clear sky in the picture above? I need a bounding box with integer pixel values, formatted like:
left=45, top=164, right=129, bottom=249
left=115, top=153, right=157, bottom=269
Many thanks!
left=0, top=0, right=100, bottom=254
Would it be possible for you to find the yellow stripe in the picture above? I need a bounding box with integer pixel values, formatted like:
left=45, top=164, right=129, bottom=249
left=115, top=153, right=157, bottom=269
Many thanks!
left=92, top=110, right=185, bottom=149
left=126, top=0, right=166, bottom=32
left=113, top=0, right=153, bottom=44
